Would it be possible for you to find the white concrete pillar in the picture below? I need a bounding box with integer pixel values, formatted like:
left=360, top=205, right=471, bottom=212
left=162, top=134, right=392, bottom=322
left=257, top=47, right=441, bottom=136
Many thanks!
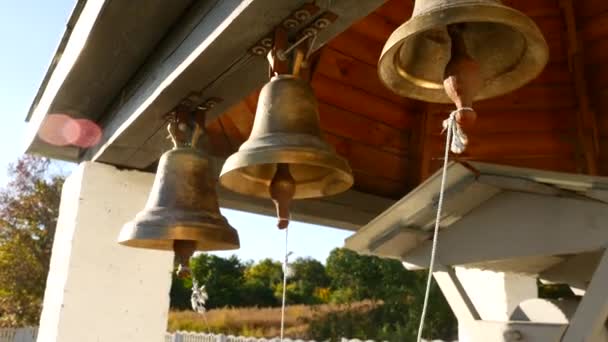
left=38, top=162, right=174, bottom=342
left=455, top=267, right=538, bottom=342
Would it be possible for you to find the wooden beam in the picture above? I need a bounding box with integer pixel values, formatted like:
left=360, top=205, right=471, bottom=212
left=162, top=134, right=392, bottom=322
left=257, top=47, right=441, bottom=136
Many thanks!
left=313, top=74, right=414, bottom=130
left=559, top=0, right=601, bottom=175
left=84, top=0, right=388, bottom=168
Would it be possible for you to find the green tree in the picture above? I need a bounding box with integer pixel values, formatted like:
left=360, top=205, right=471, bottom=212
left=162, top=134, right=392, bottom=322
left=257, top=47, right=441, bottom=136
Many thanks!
left=315, top=248, right=457, bottom=341
left=286, top=257, right=330, bottom=304
left=244, top=258, right=282, bottom=287
left=326, top=248, right=386, bottom=302
left=0, top=156, right=64, bottom=327
left=169, top=273, right=193, bottom=310
left=190, top=253, right=245, bottom=308
left=241, top=258, right=282, bottom=307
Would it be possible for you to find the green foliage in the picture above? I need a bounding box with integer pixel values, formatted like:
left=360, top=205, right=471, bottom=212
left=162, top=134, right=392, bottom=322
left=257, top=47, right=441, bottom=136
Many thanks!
left=170, top=248, right=458, bottom=341
left=170, top=273, right=193, bottom=310
left=190, top=254, right=246, bottom=308
left=538, top=280, right=577, bottom=299
left=242, top=258, right=282, bottom=307
left=0, top=156, right=64, bottom=327
left=314, top=248, right=457, bottom=341
left=326, top=248, right=415, bottom=302
left=285, top=257, right=330, bottom=304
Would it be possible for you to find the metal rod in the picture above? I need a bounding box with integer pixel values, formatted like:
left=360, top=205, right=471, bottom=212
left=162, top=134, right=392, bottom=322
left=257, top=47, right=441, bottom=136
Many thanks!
left=277, top=32, right=314, bottom=60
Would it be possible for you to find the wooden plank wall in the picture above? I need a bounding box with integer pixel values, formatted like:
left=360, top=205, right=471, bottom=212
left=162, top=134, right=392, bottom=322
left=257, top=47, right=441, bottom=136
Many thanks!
left=208, top=0, right=606, bottom=201
left=576, top=0, right=608, bottom=174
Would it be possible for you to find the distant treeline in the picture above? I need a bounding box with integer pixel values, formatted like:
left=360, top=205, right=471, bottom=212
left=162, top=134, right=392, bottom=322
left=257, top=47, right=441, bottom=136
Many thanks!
left=170, top=248, right=458, bottom=340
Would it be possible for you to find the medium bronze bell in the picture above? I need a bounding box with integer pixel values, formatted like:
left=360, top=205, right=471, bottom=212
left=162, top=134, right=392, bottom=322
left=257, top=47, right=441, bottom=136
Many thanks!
left=378, top=0, right=549, bottom=103
left=118, top=120, right=239, bottom=265
left=219, top=75, right=353, bottom=227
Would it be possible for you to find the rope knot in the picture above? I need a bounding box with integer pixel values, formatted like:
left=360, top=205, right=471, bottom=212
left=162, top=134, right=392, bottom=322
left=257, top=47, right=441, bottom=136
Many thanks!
left=441, top=107, right=472, bottom=154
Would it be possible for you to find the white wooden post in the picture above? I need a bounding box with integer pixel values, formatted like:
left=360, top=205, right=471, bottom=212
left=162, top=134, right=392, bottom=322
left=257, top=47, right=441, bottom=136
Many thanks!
left=454, top=267, right=537, bottom=342
left=561, top=249, right=608, bottom=341
left=37, top=162, right=174, bottom=342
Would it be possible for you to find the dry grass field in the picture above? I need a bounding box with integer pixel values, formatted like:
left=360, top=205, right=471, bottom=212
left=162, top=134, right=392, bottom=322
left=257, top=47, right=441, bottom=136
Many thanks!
left=168, top=301, right=378, bottom=338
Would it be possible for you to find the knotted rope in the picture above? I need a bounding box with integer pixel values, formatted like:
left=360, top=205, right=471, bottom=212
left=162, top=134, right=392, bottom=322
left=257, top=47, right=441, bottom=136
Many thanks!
left=416, top=108, right=469, bottom=342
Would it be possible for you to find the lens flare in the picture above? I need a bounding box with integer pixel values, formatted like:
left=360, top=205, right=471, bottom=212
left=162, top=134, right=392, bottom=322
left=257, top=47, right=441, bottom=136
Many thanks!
left=68, top=119, right=102, bottom=148
left=38, top=114, right=102, bottom=148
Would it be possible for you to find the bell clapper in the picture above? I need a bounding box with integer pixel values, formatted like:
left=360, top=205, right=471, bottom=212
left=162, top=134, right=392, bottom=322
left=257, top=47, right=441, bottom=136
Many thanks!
left=440, top=24, right=482, bottom=154
left=174, top=240, right=197, bottom=279
left=269, top=163, right=296, bottom=229
left=443, top=24, right=481, bottom=128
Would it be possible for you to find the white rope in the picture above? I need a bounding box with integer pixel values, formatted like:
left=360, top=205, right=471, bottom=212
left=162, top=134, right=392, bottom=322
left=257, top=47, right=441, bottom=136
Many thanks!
left=416, top=109, right=466, bottom=342
left=280, top=227, right=289, bottom=341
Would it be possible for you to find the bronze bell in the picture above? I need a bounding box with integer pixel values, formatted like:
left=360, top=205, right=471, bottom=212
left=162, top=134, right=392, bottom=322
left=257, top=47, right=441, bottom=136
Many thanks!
left=378, top=0, right=549, bottom=103
left=219, top=75, right=353, bottom=227
left=119, top=118, right=239, bottom=274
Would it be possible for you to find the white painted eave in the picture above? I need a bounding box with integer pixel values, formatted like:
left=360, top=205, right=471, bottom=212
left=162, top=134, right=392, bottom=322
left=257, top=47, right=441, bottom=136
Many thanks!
left=345, top=161, right=608, bottom=269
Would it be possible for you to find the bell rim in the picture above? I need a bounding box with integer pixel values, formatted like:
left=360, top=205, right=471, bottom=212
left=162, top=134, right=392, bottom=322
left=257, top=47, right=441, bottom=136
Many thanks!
left=378, top=3, right=550, bottom=103
left=117, top=219, right=240, bottom=252
left=219, top=147, right=354, bottom=199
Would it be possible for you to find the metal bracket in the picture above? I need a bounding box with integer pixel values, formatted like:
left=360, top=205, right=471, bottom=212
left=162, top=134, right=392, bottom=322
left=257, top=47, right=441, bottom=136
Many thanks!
left=164, top=94, right=223, bottom=122
left=248, top=3, right=337, bottom=57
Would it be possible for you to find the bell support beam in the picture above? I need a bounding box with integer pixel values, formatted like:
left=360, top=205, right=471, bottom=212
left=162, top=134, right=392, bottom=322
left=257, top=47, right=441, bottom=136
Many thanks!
left=402, top=191, right=608, bottom=269
left=73, top=0, right=388, bottom=169
left=559, top=0, right=601, bottom=175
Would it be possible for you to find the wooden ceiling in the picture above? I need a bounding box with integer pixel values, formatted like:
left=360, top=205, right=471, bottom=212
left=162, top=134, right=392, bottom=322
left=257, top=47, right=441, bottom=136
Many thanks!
left=204, top=0, right=608, bottom=200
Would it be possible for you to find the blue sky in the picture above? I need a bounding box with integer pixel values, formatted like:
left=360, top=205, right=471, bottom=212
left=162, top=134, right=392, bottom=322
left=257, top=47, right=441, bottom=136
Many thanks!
left=0, top=1, right=353, bottom=263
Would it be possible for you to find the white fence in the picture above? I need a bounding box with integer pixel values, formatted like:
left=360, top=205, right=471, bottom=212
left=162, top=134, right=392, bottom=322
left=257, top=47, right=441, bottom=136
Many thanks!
left=0, top=328, right=448, bottom=342
left=0, top=328, right=37, bottom=342
left=165, top=332, right=451, bottom=342
left=165, top=333, right=374, bottom=342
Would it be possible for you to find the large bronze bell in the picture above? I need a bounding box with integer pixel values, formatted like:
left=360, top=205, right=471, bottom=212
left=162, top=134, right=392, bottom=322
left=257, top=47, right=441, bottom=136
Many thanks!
left=219, top=75, right=353, bottom=227
left=378, top=0, right=549, bottom=103
left=119, top=118, right=239, bottom=274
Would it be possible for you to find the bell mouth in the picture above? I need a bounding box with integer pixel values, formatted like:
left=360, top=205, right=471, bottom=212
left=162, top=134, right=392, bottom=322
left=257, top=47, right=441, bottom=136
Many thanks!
left=219, top=147, right=354, bottom=200
left=378, top=3, right=549, bottom=103
left=118, top=208, right=240, bottom=252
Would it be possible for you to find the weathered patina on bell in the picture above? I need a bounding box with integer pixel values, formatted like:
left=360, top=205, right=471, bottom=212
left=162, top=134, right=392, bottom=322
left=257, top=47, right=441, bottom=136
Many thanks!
left=119, top=117, right=239, bottom=276
left=378, top=0, right=549, bottom=103
left=219, top=75, right=353, bottom=227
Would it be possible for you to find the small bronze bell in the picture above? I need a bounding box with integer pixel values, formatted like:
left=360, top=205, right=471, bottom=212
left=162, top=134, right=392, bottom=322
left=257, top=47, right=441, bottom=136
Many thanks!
left=378, top=0, right=549, bottom=103
left=119, top=116, right=239, bottom=275
left=219, top=75, right=353, bottom=227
